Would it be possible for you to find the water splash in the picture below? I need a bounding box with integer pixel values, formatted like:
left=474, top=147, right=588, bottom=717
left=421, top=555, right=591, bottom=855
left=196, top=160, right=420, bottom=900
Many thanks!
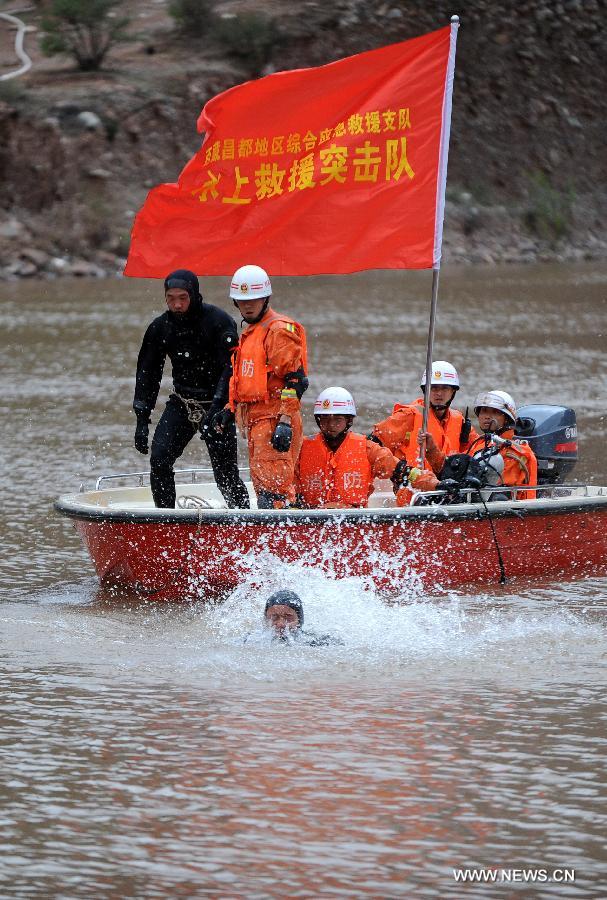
left=6, top=557, right=605, bottom=689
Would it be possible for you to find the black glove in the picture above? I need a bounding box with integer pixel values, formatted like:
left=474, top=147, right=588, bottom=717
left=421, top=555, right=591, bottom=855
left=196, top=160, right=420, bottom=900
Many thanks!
left=391, top=459, right=412, bottom=488
left=271, top=421, right=293, bottom=452
left=134, top=414, right=150, bottom=455
left=199, top=401, right=223, bottom=442
left=367, top=432, right=383, bottom=446
left=212, top=407, right=235, bottom=433
left=460, top=406, right=472, bottom=446
left=284, top=367, right=309, bottom=400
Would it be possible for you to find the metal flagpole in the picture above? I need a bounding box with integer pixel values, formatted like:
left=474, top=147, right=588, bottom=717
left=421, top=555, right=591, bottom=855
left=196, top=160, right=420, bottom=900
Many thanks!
left=419, top=15, right=460, bottom=465
left=421, top=267, right=441, bottom=438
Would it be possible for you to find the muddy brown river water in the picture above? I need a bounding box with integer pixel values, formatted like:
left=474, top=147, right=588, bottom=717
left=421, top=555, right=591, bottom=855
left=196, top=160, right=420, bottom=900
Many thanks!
left=1, top=264, right=606, bottom=897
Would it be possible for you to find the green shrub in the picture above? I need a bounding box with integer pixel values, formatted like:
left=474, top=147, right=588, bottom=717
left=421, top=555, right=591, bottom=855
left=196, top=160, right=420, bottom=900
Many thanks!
left=0, top=78, right=27, bottom=106
left=169, top=0, right=215, bottom=37
left=211, top=12, right=281, bottom=75
left=523, top=171, right=575, bottom=243
left=39, top=0, right=131, bottom=72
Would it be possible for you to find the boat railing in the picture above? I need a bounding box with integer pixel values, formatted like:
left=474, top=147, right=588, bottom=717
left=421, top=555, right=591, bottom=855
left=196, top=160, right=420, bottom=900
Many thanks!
left=410, top=483, right=590, bottom=506
left=94, top=467, right=250, bottom=491
left=90, top=473, right=596, bottom=503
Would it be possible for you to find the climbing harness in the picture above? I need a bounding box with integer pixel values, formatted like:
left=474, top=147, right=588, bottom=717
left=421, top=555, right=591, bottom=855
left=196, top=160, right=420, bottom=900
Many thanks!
left=170, top=392, right=211, bottom=427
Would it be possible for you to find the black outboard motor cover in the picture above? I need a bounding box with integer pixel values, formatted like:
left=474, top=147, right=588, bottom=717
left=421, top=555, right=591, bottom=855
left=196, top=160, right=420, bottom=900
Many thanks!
left=439, top=451, right=503, bottom=488
left=515, top=405, right=577, bottom=484
left=439, top=453, right=473, bottom=483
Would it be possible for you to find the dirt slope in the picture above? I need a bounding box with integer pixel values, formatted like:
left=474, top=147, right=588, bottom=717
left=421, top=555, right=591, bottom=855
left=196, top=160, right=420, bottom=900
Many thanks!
left=0, top=0, right=605, bottom=277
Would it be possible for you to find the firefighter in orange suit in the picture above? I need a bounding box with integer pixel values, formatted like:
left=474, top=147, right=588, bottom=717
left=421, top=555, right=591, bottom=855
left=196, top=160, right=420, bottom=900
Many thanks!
left=213, top=264, right=308, bottom=509
left=396, top=389, right=538, bottom=505
left=371, top=361, right=479, bottom=475
left=467, top=390, right=538, bottom=499
left=296, top=387, right=409, bottom=508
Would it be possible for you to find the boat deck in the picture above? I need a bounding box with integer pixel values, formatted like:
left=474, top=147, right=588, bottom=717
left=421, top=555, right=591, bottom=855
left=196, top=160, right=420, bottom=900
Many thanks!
left=64, top=475, right=401, bottom=512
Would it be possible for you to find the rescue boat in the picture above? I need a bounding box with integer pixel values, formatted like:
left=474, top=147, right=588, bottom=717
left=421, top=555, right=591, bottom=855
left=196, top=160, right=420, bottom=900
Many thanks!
left=55, top=406, right=607, bottom=600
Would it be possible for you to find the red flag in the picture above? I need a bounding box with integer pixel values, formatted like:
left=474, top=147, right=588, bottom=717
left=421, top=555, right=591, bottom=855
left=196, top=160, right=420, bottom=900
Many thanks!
left=125, top=23, right=458, bottom=278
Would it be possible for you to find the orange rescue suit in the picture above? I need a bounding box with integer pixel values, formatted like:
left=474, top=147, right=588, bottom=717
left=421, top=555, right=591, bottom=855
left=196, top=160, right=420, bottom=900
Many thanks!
left=466, top=430, right=538, bottom=499
left=396, top=431, right=539, bottom=507
left=297, top=432, right=398, bottom=508
left=229, top=308, right=308, bottom=416
left=373, top=398, right=479, bottom=473
left=229, top=307, right=308, bottom=505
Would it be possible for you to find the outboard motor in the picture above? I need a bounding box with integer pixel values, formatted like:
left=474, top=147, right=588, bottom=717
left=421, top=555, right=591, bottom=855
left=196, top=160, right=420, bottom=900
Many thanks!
left=515, top=405, right=577, bottom=484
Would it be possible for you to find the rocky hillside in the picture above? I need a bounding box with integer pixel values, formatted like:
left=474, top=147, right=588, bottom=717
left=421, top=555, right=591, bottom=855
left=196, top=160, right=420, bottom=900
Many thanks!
left=0, top=0, right=605, bottom=279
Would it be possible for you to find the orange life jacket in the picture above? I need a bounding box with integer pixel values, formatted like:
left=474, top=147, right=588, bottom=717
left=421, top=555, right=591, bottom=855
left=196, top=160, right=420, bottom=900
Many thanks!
left=229, top=309, right=308, bottom=407
left=466, top=429, right=538, bottom=499
left=392, top=398, right=464, bottom=466
left=500, top=431, right=538, bottom=499
left=297, top=432, right=373, bottom=508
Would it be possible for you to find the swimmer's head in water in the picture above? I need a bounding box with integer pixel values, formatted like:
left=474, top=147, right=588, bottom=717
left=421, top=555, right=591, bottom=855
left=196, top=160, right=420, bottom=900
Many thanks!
left=264, top=590, right=303, bottom=635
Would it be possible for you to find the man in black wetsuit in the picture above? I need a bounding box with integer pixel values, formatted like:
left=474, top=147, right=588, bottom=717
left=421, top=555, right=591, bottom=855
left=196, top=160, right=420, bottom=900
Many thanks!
left=252, top=590, right=343, bottom=646
left=133, top=269, right=249, bottom=509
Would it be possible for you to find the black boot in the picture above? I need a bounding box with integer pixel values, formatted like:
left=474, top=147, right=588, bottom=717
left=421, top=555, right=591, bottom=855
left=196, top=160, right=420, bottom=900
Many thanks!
left=150, top=457, right=176, bottom=508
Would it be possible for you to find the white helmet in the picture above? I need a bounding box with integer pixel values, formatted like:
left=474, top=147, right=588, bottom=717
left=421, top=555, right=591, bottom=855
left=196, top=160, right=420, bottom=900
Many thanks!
left=229, top=264, right=272, bottom=300
left=474, top=390, right=517, bottom=425
left=420, top=360, right=460, bottom=390
left=314, top=387, right=357, bottom=416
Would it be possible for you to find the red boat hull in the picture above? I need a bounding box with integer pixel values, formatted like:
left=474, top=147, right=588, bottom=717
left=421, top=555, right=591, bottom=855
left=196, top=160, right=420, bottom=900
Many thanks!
left=71, top=502, right=607, bottom=600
